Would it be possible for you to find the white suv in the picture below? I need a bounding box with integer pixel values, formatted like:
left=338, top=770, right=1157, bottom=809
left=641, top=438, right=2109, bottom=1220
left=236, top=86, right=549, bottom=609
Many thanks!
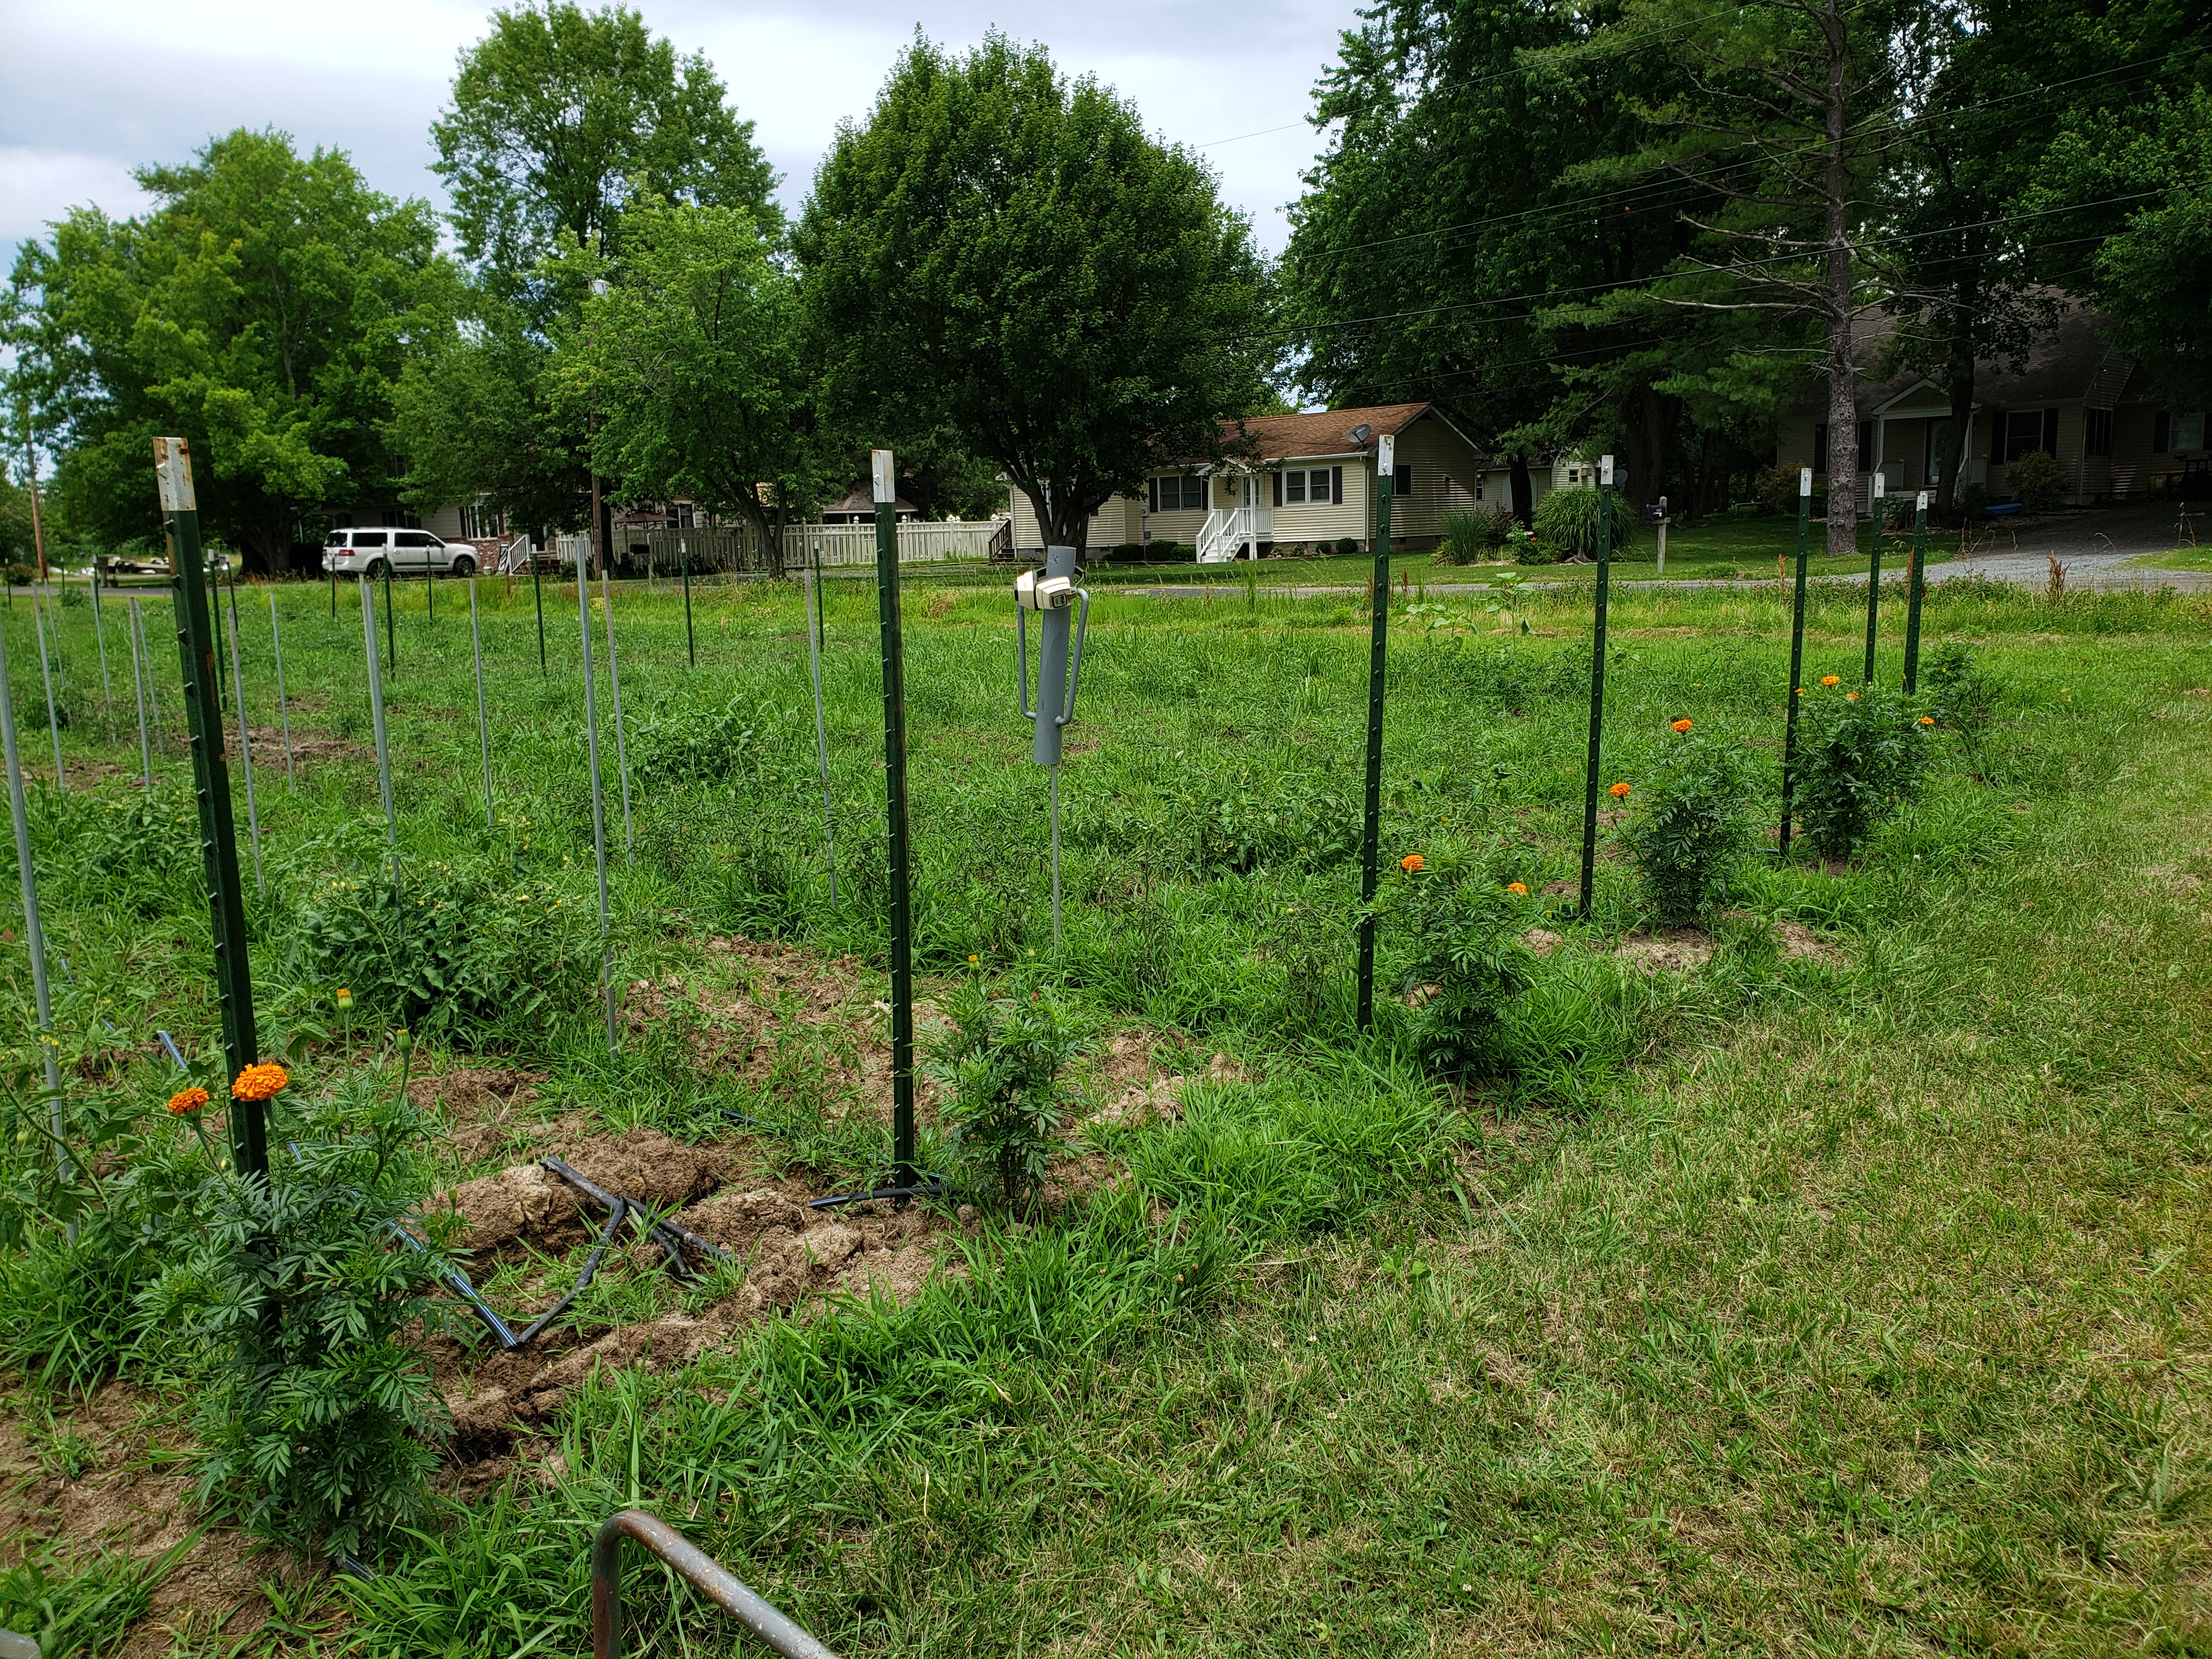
left=322, top=528, right=478, bottom=578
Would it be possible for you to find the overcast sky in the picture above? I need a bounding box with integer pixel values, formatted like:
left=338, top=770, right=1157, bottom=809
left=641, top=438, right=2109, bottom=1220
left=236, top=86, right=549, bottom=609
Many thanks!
left=2, top=0, right=1355, bottom=264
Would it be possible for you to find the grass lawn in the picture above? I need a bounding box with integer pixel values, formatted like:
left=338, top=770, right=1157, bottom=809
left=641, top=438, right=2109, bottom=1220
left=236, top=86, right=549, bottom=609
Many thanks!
left=2126, top=545, right=2212, bottom=572
left=2, top=569, right=2210, bottom=1656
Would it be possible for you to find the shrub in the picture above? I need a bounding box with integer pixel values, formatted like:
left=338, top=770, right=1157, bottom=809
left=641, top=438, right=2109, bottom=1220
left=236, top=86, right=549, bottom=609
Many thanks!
left=1925, top=641, right=2001, bottom=770
left=929, top=973, right=1087, bottom=1209
left=1957, top=481, right=1991, bottom=519
left=1510, top=525, right=1556, bottom=565
left=1532, top=487, right=1634, bottom=561
left=1370, top=845, right=1536, bottom=1077
left=1333, top=536, right=1359, bottom=556
left=287, top=855, right=596, bottom=1036
left=2008, top=448, right=2066, bottom=514
left=144, top=1074, right=454, bottom=1558
left=1757, top=465, right=1800, bottom=516
left=1793, top=682, right=1935, bottom=856
left=1622, top=723, right=1762, bottom=923
left=1435, top=506, right=1515, bottom=565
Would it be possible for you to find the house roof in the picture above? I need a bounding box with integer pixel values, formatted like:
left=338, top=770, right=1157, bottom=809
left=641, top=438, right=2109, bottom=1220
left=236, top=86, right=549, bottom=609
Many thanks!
left=1797, top=301, right=2131, bottom=417
left=821, top=483, right=917, bottom=516
left=1220, top=402, right=1435, bottom=463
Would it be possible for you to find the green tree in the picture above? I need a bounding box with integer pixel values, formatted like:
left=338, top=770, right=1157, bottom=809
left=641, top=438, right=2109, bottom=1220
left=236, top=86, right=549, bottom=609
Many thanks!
left=565, top=200, right=826, bottom=573
left=433, top=0, right=777, bottom=289
left=797, top=32, right=1275, bottom=552
left=4, top=129, right=455, bottom=569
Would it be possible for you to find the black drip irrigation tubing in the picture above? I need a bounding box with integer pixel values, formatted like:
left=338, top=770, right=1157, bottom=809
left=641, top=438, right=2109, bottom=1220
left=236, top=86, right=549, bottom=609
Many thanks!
left=541, top=1156, right=733, bottom=1281
left=720, top=1108, right=961, bottom=1211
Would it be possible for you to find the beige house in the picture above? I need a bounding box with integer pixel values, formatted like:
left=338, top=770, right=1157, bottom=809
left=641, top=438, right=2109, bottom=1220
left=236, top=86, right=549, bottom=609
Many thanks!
left=1775, top=304, right=2207, bottom=510
left=1008, top=402, right=1521, bottom=560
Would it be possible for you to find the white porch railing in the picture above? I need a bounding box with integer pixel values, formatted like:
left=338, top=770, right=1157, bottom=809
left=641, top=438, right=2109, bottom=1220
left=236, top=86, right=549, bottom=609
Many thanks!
left=1196, top=505, right=1272, bottom=563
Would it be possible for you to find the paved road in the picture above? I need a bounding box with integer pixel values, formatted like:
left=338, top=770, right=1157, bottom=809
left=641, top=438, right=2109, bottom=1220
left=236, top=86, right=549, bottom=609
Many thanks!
left=1137, top=501, right=2212, bottom=601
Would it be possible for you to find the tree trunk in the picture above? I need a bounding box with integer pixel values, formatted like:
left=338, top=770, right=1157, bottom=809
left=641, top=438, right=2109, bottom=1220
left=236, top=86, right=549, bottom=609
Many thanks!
left=1933, top=272, right=1979, bottom=523
left=1820, top=0, right=1859, bottom=558
left=1508, top=452, right=1534, bottom=526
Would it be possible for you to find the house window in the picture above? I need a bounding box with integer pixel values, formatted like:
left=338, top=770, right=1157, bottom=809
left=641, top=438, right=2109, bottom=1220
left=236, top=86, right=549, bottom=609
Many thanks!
left=1152, top=473, right=1206, bottom=511
left=2085, top=408, right=2113, bottom=458
left=2177, top=413, right=2207, bottom=450
left=1392, top=464, right=1413, bottom=497
left=2003, top=410, right=2046, bottom=463
left=1282, top=467, right=1333, bottom=504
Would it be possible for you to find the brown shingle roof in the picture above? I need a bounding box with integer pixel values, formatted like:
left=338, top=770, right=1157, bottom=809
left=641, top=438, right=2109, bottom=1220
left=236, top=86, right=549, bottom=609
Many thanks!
left=1220, top=402, right=1432, bottom=463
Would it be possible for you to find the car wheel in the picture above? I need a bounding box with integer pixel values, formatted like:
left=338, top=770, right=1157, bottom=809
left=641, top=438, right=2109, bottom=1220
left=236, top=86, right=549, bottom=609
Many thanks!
left=364, top=557, right=387, bottom=579
left=449, top=554, right=476, bottom=577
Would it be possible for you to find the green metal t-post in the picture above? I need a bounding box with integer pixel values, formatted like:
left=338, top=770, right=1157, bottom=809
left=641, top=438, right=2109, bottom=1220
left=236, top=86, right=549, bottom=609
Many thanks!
left=680, top=537, right=696, bottom=668
left=532, top=551, right=548, bottom=678
left=873, top=451, right=916, bottom=1192
left=1903, top=489, right=1929, bottom=693
left=1577, top=456, right=1616, bottom=917
left=382, top=556, right=396, bottom=674
left=1355, top=435, right=1396, bottom=1033
left=1863, top=477, right=1884, bottom=682
left=154, top=439, right=264, bottom=1179
left=1780, top=466, right=1813, bottom=856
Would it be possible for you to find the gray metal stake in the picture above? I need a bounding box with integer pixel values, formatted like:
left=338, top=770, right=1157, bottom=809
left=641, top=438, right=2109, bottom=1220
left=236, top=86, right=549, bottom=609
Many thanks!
left=126, top=596, right=153, bottom=788
left=359, top=577, right=401, bottom=890
left=91, top=570, right=115, bottom=742
left=577, top=567, right=618, bottom=1050
left=598, top=565, right=634, bottom=863
left=267, top=592, right=295, bottom=789
left=469, top=576, right=493, bottom=831
left=225, top=588, right=263, bottom=893
left=1015, top=544, right=1090, bottom=955
left=803, top=555, right=837, bottom=904
left=132, top=598, right=166, bottom=760
left=31, top=595, right=64, bottom=791
left=0, top=623, right=70, bottom=1204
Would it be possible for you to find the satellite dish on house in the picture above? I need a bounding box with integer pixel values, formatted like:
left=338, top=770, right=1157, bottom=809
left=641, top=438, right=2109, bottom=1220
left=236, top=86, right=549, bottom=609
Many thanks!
left=1347, top=424, right=1373, bottom=445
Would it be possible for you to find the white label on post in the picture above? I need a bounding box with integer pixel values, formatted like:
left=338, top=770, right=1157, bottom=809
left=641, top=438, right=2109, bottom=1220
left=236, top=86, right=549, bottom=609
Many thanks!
left=1600, top=454, right=1613, bottom=487
left=1377, top=433, right=1395, bottom=476
left=153, top=436, right=195, bottom=512
left=871, top=449, right=895, bottom=504
left=1917, top=490, right=1929, bottom=511
left=1799, top=466, right=1813, bottom=496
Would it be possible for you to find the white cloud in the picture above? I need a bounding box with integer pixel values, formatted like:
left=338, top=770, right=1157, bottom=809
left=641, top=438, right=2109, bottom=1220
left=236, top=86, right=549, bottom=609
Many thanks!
left=2, top=0, right=1346, bottom=260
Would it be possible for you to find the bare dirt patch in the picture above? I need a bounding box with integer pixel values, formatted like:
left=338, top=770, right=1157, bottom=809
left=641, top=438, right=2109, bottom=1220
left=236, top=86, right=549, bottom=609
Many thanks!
left=1775, top=918, right=1847, bottom=966
left=0, top=1381, right=297, bottom=1659
left=409, top=1065, right=546, bottom=1164
left=1615, top=928, right=1716, bottom=973
left=224, top=723, right=370, bottom=773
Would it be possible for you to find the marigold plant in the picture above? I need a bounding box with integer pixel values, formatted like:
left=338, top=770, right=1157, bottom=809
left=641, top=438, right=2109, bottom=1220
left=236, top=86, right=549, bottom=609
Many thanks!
left=1505, top=881, right=1528, bottom=895
left=1609, top=781, right=1632, bottom=799
left=167, top=1087, right=210, bottom=1117
left=230, top=1063, right=289, bottom=1103
left=1671, top=718, right=1694, bottom=733
left=1400, top=853, right=1426, bottom=873
left=1623, top=725, right=1759, bottom=924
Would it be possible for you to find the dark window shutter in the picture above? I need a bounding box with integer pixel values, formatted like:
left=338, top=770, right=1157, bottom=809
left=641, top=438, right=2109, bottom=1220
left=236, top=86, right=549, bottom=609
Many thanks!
left=1200, top=476, right=1210, bottom=510
left=1272, top=470, right=1282, bottom=507
left=1394, top=464, right=1413, bottom=496
left=2042, top=408, right=2060, bottom=453
left=1813, top=424, right=1829, bottom=475
left=1331, top=466, right=1344, bottom=505
left=2154, top=410, right=2171, bottom=452
left=1148, top=477, right=1158, bottom=513
left=1987, top=410, right=2004, bottom=461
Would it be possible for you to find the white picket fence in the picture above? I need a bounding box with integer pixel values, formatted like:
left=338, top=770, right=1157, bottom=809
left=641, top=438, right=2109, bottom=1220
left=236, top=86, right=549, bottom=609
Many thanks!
left=537, top=519, right=1008, bottom=573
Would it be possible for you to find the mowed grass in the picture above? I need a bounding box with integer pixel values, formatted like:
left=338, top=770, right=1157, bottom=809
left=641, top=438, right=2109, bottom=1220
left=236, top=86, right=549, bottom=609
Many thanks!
left=4, top=563, right=2211, bottom=1656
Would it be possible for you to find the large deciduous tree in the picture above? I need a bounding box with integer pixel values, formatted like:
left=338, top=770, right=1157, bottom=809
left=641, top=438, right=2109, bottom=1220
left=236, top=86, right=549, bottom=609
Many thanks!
left=433, top=0, right=778, bottom=286
left=796, top=32, right=1276, bottom=552
left=4, top=129, right=455, bottom=568
left=563, top=200, right=825, bottom=574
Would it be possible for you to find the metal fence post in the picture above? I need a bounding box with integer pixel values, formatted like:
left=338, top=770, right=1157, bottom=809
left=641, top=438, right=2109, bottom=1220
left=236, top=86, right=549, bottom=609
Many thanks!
left=1577, top=456, right=1615, bottom=916
left=1356, top=432, right=1396, bottom=1032
left=1780, top=466, right=1813, bottom=855
left=154, top=437, right=264, bottom=1178
left=873, top=450, right=916, bottom=1191
left=578, top=556, right=618, bottom=1052
left=1863, top=475, right=1884, bottom=683
left=1903, top=490, right=1929, bottom=694
left=0, top=624, right=69, bottom=1200
left=470, top=577, right=493, bottom=831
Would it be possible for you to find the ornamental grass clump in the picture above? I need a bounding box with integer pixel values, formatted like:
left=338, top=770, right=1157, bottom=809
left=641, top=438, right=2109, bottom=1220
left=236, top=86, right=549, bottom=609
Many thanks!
left=1370, top=844, right=1536, bottom=1078
left=143, top=1072, right=455, bottom=1559
left=1622, top=720, right=1760, bottom=924
left=1794, top=680, right=1935, bottom=857
left=929, top=972, right=1087, bottom=1211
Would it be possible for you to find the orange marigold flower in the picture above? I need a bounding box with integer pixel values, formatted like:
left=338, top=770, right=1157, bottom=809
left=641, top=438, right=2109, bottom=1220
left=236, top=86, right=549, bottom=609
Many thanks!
left=1846, top=690, right=1860, bottom=702
left=1609, top=781, right=1632, bottom=799
left=1671, top=718, right=1694, bottom=733
left=1918, top=715, right=1935, bottom=726
left=230, top=1062, right=289, bottom=1103
left=1505, top=881, right=1528, bottom=895
left=1821, top=674, right=1840, bottom=687
left=335, top=987, right=354, bottom=1012
left=1400, top=853, right=1426, bottom=873
left=167, top=1086, right=210, bottom=1117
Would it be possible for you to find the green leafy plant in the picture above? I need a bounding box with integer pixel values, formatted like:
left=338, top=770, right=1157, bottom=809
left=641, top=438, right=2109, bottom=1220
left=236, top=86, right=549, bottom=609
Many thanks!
left=1793, top=682, right=1935, bottom=857
left=1531, top=485, right=1633, bottom=561
left=929, top=973, right=1087, bottom=1210
left=1265, top=898, right=1344, bottom=1032
left=1757, top=465, right=1800, bottom=516
left=2007, top=448, right=2066, bottom=514
left=1622, top=721, right=1762, bottom=923
left=0, top=1533, right=195, bottom=1659
left=1435, top=505, right=1515, bottom=565
left=1926, top=642, right=2001, bottom=737
left=1370, top=845, right=1536, bottom=1077
left=144, top=1073, right=455, bottom=1559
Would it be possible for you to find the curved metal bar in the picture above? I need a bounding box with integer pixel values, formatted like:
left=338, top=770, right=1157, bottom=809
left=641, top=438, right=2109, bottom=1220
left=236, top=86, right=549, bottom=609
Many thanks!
left=1016, top=600, right=1036, bottom=722
left=1058, top=588, right=1091, bottom=725
left=592, top=1509, right=839, bottom=1659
